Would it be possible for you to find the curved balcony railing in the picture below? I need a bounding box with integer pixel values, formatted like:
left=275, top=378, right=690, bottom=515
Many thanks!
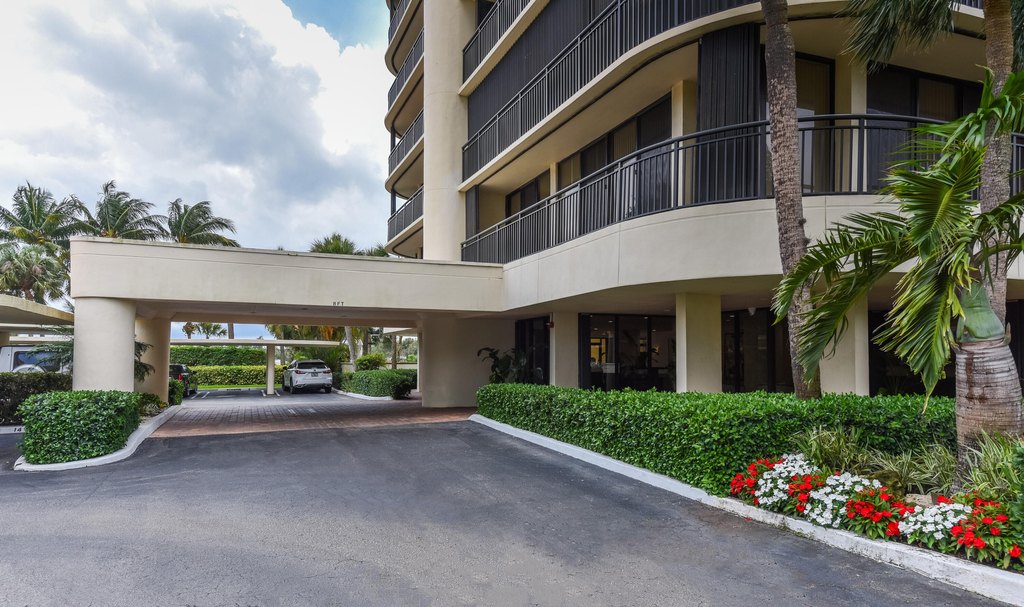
left=462, top=114, right=1021, bottom=264
left=389, top=29, right=424, bottom=109
left=461, top=0, right=989, bottom=179
left=462, top=0, right=755, bottom=179
left=388, top=0, right=415, bottom=42
left=463, top=0, right=532, bottom=80
left=389, top=111, right=424, bottom=175
left=388, top=187, right=424, bottom=241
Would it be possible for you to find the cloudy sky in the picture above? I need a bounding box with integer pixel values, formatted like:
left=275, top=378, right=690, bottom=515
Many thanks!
left=0, top=0, right=392, bottom=252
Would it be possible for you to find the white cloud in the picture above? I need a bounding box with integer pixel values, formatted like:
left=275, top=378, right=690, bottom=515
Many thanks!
left=0, top=0, right=392, bottom=251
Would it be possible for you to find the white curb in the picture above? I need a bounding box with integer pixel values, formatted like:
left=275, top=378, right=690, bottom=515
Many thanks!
left=470, top=414, right=1024, bottom=607
left=333, top=389, right=393, bottom=401
left=14, top=406, right=179, bottom=472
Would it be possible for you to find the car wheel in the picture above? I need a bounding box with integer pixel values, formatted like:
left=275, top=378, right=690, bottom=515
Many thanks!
left=284, top=380, right=291, bottom=392
left=323, top=386, right=331, bottom=394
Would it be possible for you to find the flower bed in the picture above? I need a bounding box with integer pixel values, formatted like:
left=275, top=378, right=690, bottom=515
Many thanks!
left=731, top=453, right=1023, bottom=572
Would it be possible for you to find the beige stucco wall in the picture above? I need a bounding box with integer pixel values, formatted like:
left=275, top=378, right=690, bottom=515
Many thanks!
left=421, top=0, right=475, bottom=261
left=135, top=317, right=170, bottom=403
left=420, top=316, right=513, bottom=407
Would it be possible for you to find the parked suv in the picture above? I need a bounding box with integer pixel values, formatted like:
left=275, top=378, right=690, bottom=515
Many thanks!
left=169, top=364, right=198, bottom=396
left=283, top=359, right=333, bottom=393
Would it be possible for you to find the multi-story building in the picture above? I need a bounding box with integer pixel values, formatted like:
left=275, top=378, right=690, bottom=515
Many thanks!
left=382, top=0, right=1024, bottom=400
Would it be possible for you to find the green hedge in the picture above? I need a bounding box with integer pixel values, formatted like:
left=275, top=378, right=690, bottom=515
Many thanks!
left=476, top=385, right=955, bottom=495
left=0, top=372, right=73, bottom=425
left=170, top=345, right=264, bottom=366
left=191, top=365, right=284, bottom=386
left=355, top=352, right=387, bottom=371
left=19, top=391, right=142, bottom=464
left=392, top=368, right=417, bottom=386
left=168, top=379, right=185, bottom=406
left=138, top=393, right=164, bottom=416
left=346, top=370, right=414, bottom=399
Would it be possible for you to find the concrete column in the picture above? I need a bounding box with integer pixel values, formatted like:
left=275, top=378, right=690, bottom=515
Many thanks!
left=549, top=312, right=579, bottom=387
left=0, top=331, right=9, bottom=348
left=675, top=293, right=722, bottom=393
left=266, top=344, right=277, bottom=396
left=421, top=0, right=476, bottom=261
left=73, top=297, right=136, bottom=392
left=835, top=54, right=867, bottom=188
left=819, top=299, right=871, bottom=395
left=419, top=316, right=513, bottom=407
left=135, top=317, right=170, bottom=402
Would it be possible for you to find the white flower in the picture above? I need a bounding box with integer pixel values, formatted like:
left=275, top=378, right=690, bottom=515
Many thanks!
left=753, top=454, right=817, bottom=509
left=900, top=503, right=972, bottom=542
left=804, top=471, right=880, bottom=528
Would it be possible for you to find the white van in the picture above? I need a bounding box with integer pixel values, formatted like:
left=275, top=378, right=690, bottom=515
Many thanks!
left=0, top=346, right=63, bottom=373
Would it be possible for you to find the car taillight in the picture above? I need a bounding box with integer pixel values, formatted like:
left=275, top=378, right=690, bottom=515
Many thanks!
left=294, top=370, right=305, bottom=375
left=177, top=374, right=183, bottom=380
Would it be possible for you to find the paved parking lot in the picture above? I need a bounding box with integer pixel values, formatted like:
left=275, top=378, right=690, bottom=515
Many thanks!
left=0, top=420, right=998, bottom=606
left=153, top=390, right=473, bottom=437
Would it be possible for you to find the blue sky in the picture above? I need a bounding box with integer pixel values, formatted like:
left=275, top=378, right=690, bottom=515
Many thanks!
left=0, top=1, right=395, bottom=339
left=285, top=0, right=389, bottom=48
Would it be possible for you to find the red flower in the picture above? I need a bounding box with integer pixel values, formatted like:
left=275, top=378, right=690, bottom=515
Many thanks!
left=937, top=495, right=952, bottom=504
left=996, top=515, right=1009, bottom=523
left=974, top=538, right=986, bottom=550
left=886, top=521, right=900, bottom=537
left=752, top=498, right=759, bottom=506
left=1010, top=545, right=1021, bottom=559
left=796, top=504, right=806, bottom=513
left=982, top=517, right=993, bottom=525
left=880, top=493, right=891, bottom=502
left=990, top=527, right=1001, bottom=536
left=798, top=493, right=809, bottom=503
left=745, top=477, right=756, bottom=488
left=951, top=525, right=963, bottom=536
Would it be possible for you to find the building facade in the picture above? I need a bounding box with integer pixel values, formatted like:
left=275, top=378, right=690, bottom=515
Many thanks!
left=382, top=0, right=1024, bottom=400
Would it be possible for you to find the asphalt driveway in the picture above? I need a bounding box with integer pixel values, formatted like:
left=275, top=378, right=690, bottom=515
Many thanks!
left=0, top=422, right=999, bottom=607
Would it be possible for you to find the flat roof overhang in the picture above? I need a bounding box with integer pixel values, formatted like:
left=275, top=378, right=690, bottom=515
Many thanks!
left=0, top=296, right=73, bottom=326
left=169, top=339, right=341, bottom=347
left=69, top=238, right=504, bottom=326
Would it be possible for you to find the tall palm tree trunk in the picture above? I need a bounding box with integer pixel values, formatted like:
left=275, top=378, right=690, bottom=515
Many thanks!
left=955, top=338, right=1023, bottom=482
left=762, top=0, right=821, bottom=399
left=345, top=326, right=358, bottom=369
left=392, top=336, right=401, bottom=369
left=982, top=0, right=1015, bottom=324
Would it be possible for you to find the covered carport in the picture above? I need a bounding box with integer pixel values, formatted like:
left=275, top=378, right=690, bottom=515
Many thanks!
left=0, top=296, right=74, bottom=347
left=169, top=338, right=341, bottom=396
left=69, top=237, right=512, bottom=407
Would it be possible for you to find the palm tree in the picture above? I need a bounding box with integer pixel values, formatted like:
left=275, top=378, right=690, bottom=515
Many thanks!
left=760, top=0, right=820, bottom=399
left=196, top=322, right=227, bottom=339
left=75, top=181, right=167, bottom=240
left=0, top=244, right=67, bottom=303
left=182, top=322, right=197, bottom=339
left=308, top=233, right=388, bottom=364
left=166, top=199, right=239, bottom=246
left=843, top=0, right=1017, bottom=322
left=774, top=76, right=1024, bottom=481
left=0, top=183, right=84, bottom=254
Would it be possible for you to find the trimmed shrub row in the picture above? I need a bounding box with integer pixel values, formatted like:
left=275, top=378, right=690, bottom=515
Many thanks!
left=19, top=391, right=142, bottom=464
left=170, top=345, right=264, bottom=366
left=168, top=379, right=185, bottom=406
left=476, top=385, right=955, bottom=495
left=0, top=372, right=73, bottom=425
left=191, top=365, right=285, bottom=386
left=345, top=370, right=414, bottom=399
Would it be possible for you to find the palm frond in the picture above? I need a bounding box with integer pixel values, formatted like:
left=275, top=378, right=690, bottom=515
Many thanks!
left=841, top=0, right=955, bottom=70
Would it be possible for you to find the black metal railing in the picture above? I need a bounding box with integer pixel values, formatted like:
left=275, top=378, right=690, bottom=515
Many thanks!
left=388, top=29, right=424, bottom=108
left=389, top=111, right=424, bottom=175
left=463, top=0, right=532, bottom=80
left=462, top=0, right=755, bottom=178
left=461, top=114, right=1003, bottom=263
left=388, top=0, right=415, bottom=42
left=960, top=0, right=983, bottom=8
left=388, top=187, right=424, bottom=241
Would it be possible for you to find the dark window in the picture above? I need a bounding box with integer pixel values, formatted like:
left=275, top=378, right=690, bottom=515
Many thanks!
left=579, top=313, right=675, bottom=392
left=506, top=170, right=549, bottom=217
left=514, top=317, right=550, bottom=384
left=721, top=308, right=793, bottom=393
left=297, top=361, right=327, bottom=370
left=637, top=97, right=672, bottom=148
